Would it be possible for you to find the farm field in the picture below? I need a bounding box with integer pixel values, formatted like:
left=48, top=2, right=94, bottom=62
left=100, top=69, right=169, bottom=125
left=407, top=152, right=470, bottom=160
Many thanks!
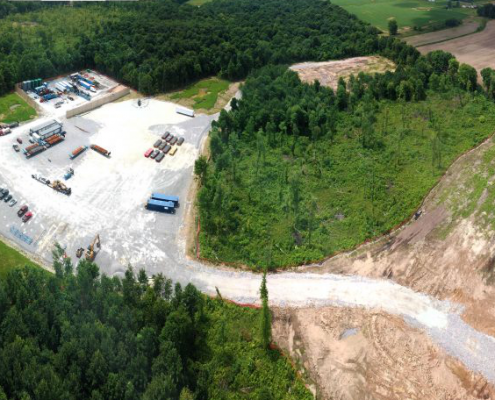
left=0, top=93, right=36, bottom=124
left=404, top=18, right=482, bottom=46
left=331, top=0, right=470, bottom=33
left=419, top=20, right=495, bottom=73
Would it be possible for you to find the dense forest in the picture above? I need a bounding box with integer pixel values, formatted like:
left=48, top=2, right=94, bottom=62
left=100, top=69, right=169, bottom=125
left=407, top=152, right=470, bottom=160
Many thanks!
left=0, top=247, right=310, bottom=399
left=0, top=0, right=408, bottom=96
left=195, top=52, right=495, bottom=268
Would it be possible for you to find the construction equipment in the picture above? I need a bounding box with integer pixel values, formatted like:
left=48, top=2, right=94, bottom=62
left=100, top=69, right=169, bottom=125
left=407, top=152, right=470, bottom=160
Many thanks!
left=76, top=248, right=84, bottom=258
left=64, top=168, right=74, bottom=180
left=50, top=180, right=72, bottom=196
left=85, top=234, right=101, bottom=261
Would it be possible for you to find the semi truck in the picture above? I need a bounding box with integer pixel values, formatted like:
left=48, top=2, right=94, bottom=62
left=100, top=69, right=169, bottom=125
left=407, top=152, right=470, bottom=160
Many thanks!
left=145, top=199, right=176, bottom=214
left=78, top=80, right=96, bottom=93
left=151, top=193, right=179, bottom=208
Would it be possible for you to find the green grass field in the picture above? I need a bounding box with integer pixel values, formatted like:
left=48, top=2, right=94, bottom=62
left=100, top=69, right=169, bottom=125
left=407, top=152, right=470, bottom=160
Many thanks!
left=331, top=0, right=472, bottom=33
left=0, top=93, right=36, bottom=124
left=170, top=78, right=230, bottom=110
left=0, top=240, right=40, bottom=280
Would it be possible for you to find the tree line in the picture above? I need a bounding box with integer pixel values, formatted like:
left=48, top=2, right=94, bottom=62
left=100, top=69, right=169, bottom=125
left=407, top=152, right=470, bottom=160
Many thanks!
left=0, top=246, right=310, bottom=399
left=0, top=0, right=412, bottom=96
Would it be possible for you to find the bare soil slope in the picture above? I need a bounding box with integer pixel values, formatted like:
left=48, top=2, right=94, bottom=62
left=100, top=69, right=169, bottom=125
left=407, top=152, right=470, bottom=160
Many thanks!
left=290, top=56, right=395, bottom=90
left=419, top=21, right=495, bottom=73
left=273, top=307, right=495, bottom=400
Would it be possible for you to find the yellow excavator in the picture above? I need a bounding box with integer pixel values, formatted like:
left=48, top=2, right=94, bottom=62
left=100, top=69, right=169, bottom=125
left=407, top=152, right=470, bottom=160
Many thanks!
left=85, top=234, right=101, bottom=261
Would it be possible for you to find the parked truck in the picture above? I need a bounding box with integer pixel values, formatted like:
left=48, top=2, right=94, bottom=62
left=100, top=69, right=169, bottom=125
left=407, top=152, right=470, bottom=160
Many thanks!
left=145, top=199, right=176, bottom=214
left=70, top=145, right=88, bottom=160
left=90, top=144, right=111, bottom=157
left=25, top=145, right=46, bottom=158
left=78, top=80, right=96, bottom=93
left=42, top=93, right=58, bottom=102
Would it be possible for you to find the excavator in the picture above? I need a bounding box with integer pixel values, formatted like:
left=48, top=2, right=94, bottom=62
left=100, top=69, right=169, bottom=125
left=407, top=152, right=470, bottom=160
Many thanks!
left=85, top=234, right=101, bottom=261
left=50, top=180, right=72, bottom=196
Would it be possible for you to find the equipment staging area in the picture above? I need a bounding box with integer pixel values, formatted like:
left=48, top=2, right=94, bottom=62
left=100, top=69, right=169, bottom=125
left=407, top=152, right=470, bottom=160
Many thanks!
left=0, top=79, right=215, bottom=278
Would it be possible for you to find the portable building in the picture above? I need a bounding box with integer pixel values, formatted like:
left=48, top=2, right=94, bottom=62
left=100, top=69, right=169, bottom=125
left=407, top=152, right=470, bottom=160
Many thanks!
left=30, top=120, right=63, bottom=140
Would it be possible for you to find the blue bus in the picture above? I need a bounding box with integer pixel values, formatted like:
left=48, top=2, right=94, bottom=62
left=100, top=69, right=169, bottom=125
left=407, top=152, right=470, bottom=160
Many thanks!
left=151, top=193, right=179, bottom=208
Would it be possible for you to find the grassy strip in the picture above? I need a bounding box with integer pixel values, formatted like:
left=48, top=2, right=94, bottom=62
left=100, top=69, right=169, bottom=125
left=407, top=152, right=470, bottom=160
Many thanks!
left=0, top=239, right=41, bottom=280
left=0, top=93, right=36, bottom=124
left=187, top=0, right=212, bottom=6
left=169, top=78, right=230, bottom=110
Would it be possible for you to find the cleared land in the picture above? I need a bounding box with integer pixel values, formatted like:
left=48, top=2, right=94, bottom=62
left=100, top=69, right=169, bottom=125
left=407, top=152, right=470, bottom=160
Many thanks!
left=405, top=18, right=481, bottom=47
left=419, top=20, right=495, bottom=73
left=290, top=56, right=395, bottom=90
left=0, top=93, right=36, bottom=124
left=0, top=98, right=214, bottom=279
left=274, top=307, right=495, bottom=400
left=331, top=0, right=470, bottom=33
left=159, top=78, right=236, bottom=115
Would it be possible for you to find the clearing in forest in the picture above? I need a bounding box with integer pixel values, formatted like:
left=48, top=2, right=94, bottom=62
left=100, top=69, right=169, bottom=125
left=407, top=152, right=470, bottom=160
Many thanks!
left=419, top=20, right=495, bottom=73
left=290, top=56, right=395, bottom=91
left=159, top=78, right=236, bottom=114
left=0, top=93, right=36, bottom=124
left=331, top=0, right=472, bottom=33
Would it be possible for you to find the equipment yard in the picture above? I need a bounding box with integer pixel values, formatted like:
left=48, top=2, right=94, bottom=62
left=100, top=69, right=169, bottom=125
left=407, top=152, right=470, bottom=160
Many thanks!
left=0, top=95, right=214, bottom=277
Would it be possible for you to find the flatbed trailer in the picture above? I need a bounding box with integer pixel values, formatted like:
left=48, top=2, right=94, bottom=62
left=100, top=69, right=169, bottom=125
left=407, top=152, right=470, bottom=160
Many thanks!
left=70, top=145, right=88, bottom=160
left=90, top=144, right=111, bottom=157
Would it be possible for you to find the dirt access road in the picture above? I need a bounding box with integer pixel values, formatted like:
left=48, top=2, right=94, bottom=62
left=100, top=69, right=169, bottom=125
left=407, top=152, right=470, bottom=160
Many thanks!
left=419, top=20, right=495, bottom=73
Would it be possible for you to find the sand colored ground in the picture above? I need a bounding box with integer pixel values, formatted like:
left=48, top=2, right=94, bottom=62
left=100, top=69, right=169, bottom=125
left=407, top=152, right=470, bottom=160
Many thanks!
left=273, top=307, right=495, bottom=400
left=290, top=56, right=395, bottom=90
left=419, top=20, right=495, bottom=73
left=405, top=19, right=481, bottom=47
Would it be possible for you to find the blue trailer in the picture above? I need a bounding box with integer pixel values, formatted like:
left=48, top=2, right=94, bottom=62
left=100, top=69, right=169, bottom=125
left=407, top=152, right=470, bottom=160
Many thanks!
left=151, top=193, right=180, bottom=208
left=145, top=199, right=176, bottom=214
left=42, top=93, right=58, bottom=101
left=78, top=80, right=92, bottom=90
